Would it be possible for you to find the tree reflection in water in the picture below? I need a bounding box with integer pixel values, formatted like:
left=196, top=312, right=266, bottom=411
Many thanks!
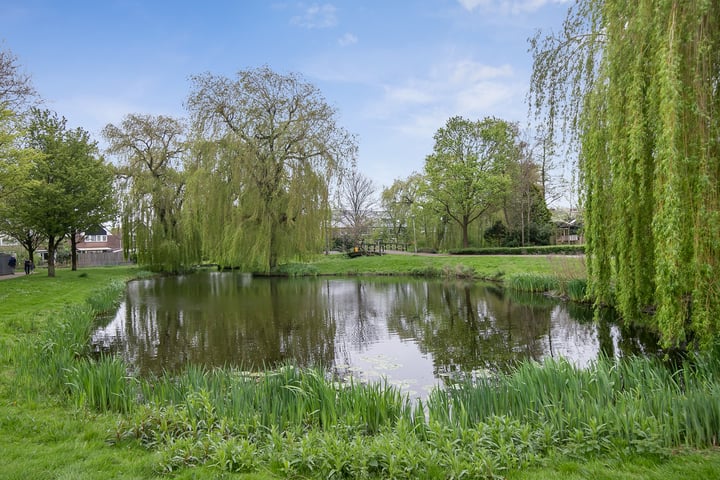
left=93, top=273, right=661, bottom=395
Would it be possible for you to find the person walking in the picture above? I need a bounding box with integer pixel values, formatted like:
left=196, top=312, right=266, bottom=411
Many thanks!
left=24, top=259, right=31, bottom=275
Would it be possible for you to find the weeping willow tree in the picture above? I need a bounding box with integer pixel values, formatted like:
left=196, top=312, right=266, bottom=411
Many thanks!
left=185, top=67, right=356, bottom=273
left=531, top=0, right=720, bottom=348
left=102, top=114, right=195, bottom=272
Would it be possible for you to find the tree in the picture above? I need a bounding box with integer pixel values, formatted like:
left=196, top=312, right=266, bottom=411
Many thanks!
left=0, top=48, right=33, bottom=217
left=530, top=0, right=720, bottom=348
left=0, top=50, right=44, bottom=263
left=337, top=169, right=377, bottom=247
left=502, top=146, right=552, bottom=247
left=63, top=128, right=117, bottom=270
left=423, top=116, right=520, bottom=248
left=103, top=114, right=190, bottom=272
left=0, top=48, right=37, bottom=109
left=16, top=109, right=115, bottom=276
left=380, top=173, right=423, bottom=250
left=186, top=66, right=356, bottom=272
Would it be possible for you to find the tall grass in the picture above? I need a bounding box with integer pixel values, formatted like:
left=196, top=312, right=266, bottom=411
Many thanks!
left=426, top=352, right=720, bottom=456
left=67, top=355, right=136, bottom=413
left=10, top=278, right=129, bottom=399
left=96, top=350, right=720, bottom=477
left=564, top=278, right=587, bottom=301
left=86, top=279, right=127, bottom=314
left=506, top=273, right=559, bottom=293
left=135, top=365, right=414, bottom=435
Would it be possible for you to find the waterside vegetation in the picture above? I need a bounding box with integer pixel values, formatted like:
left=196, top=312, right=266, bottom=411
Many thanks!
left=2, top=264, right=720, bottom=478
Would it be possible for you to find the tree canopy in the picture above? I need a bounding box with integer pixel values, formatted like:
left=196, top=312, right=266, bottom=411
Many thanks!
left=185, top=66, right=356, bottom=272
left=423, top=116, right=520, bottom=248
left=103, top=114, right=190, bottom=272
left=530, top=0, right=720, bottom=348
left=16, top=109, right=116, bottom=276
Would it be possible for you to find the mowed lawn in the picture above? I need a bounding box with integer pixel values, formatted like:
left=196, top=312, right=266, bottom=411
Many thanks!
left=310, top=251, right=584, bottom=279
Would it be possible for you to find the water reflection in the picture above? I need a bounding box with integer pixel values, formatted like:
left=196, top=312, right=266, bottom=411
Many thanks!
left=92, top=273, right=660, bottom=396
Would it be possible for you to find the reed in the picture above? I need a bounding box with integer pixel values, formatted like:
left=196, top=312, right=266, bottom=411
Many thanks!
left=564, top=278, right=588, bottom=302
left=67, top=355, right=136, bottom=413
left=506, top=273, right=559, bottom=293
left=86, top=279, right=127, bottom=314
left=78, top=351, right=720, bottom=477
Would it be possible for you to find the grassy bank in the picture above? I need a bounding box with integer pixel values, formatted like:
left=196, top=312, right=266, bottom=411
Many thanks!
left=2, top=264, right=720, bottom=479
left=0, top=267, right=264, bottom=479
left=308, top=252, right=578, bottom=279
left=304, top=252, right=589, bottom=301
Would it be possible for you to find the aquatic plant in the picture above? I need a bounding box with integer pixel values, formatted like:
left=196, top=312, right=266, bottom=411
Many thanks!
left=506, top=273, right=559, bottom=293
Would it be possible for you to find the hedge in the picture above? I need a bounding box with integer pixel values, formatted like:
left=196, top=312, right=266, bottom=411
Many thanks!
left=448, top=245, right=585, bottom=255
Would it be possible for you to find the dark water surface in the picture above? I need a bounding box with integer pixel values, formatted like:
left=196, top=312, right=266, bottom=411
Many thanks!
left=92, top=272, right=659, bottom=397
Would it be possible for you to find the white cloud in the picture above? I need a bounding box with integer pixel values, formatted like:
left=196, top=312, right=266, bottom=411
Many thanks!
left=372, top=59, right=520, bottom=134
left=458, top=0, right=570, bottom=14
left=457, top=0, right=492, bottom=10
left=291, top=3, right=337, bottom=29
left=445, top=60, right=514, bottom=83
left=338, top=32, right=358, bottom=46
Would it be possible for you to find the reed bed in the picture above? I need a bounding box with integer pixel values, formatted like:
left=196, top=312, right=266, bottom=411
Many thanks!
left=94, top=350, right=720, bottom=476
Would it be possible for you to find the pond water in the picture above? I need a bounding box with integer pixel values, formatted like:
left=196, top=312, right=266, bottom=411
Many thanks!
left=92, top=272, right=660, bottom=398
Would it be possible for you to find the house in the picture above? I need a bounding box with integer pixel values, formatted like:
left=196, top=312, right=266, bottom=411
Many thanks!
left=0, top=234, right=19, bottom=248
left=73, top=226, right=128, bottom=266
left=37, top=226, right=129, bottom=267
left=75, top=225, right=123, bottom=254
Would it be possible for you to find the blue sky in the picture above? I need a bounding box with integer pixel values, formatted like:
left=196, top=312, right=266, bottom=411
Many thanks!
left=1, top=0, right=571, bottom=191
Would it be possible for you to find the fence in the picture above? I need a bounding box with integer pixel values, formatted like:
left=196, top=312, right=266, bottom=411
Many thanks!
left=37, top=251, right=132, bottom=268
left=78, top=251, right=130, bottom=267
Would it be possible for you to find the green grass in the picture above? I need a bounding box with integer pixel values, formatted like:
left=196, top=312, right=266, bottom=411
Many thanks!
left=508, top=452, right=720, bottom=479
left=0, top=266, right=140, bottom=341
left=308, top=252, right=574, bottom=280
left=3, top=263, right=720, bottom=479
left=0, top=266, right=274, bottom=480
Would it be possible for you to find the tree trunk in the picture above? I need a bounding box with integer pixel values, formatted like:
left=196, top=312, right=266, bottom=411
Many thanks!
left=47, top=235, right=57, bottom=277
left=70, top=230, right=78, bottom=271
left=462, top=214, right=470, bottom=248
left=520, top=198, right=526, bottom=247
left=268, top=223, right=278, bottom=272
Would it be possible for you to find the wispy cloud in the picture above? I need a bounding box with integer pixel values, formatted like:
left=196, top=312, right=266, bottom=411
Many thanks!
left=290, top=3, right=338, bottom=29
left=338, top=32, right=357, bottom=46
left=371, top=59, right=522, bottom=139
left=458, top=0, right=570, bottom=14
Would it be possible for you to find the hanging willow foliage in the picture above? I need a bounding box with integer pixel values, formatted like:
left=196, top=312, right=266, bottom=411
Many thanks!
left=103, top=114, right=196, bottom=273
left=185, top=67, right=356, bottom=273
left=531, top=0, right=720, bottom=348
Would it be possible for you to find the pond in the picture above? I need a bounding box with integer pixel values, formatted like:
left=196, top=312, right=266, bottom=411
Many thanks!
left=92, top=272, right=660, bottom=398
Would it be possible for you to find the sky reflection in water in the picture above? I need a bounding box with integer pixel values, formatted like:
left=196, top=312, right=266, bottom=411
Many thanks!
left=92, top=272, right=659, bottom=398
